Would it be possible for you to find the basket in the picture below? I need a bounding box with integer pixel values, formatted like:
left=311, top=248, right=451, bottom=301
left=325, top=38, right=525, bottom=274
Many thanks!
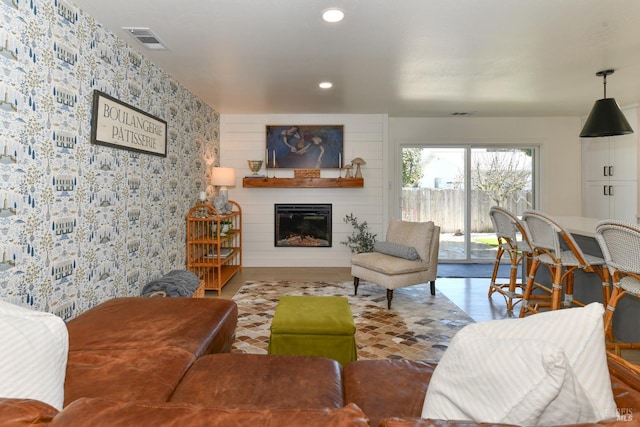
left=192, top=280, right=206, bottom=298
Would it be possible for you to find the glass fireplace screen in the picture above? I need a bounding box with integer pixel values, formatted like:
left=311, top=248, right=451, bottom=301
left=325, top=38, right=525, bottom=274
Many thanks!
left=274, top=204, right=332, bottom=247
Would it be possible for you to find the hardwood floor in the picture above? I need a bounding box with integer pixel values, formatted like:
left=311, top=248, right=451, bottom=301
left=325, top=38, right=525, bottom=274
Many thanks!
left=216, top=267, right=512, bottom=322
left=215, top=266, right=640, bottom=363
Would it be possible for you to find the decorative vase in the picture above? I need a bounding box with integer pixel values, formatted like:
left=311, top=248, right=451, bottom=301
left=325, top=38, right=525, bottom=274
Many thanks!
left=247, top=160, right=263, bottom=176
left=221, top=223, right=232, bottom=235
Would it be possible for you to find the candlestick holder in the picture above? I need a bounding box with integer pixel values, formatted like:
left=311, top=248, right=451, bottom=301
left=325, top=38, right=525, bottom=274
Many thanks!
left=197, top=191, right=208, bottom=217
left=271, top=152, right=277, bottom=178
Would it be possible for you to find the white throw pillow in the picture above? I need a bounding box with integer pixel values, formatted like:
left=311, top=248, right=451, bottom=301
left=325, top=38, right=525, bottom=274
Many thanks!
left=0, top=300, right=69, bottom=410
left=422, top=303, right=617, bottom=425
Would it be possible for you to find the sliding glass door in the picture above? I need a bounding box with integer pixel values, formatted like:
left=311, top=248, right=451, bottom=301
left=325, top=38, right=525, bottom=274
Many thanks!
left=401, top=146, right=536, bottom=262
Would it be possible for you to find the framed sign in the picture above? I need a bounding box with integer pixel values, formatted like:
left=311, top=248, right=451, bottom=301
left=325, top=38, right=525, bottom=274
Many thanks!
left=266, top=125, right=343, bottom=169
left=90, top=90, right=167, bottom=157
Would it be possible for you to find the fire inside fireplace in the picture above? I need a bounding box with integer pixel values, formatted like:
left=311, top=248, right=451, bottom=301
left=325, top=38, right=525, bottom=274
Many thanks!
left=274, top=204, right=332, bottom=247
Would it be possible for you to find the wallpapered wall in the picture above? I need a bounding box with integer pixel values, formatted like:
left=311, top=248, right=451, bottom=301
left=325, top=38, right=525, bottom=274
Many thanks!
left=0, top=0, right=219, bottom=318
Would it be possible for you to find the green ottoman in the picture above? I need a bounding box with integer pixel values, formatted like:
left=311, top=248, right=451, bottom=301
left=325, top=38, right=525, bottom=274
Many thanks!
left=268, top=296, right=357, bottom=365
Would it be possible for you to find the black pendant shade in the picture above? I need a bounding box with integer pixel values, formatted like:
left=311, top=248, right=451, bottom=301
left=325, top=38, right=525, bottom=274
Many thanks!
left=580, top=70, right=633, bottom=138
left=580, top=98, right=633, bottom=137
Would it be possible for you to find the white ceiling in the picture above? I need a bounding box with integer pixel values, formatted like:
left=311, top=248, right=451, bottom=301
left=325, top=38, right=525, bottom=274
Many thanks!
left=71, top=0, right=640, bottom=118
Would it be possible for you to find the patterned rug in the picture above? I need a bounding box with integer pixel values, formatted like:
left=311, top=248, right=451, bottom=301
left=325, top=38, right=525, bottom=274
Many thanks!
left=230, top=280, right=474, bottom=362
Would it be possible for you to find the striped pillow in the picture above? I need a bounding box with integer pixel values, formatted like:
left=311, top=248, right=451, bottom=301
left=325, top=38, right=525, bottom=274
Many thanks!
left=422, top=303, right=617, bottom=425
left=0, top=300, right=68, bottom=410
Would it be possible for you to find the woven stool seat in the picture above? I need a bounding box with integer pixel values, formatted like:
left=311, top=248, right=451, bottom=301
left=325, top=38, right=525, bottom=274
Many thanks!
left=619, top=276, right=640, bottom=294
left=595, top=220, right=640, bottom=357
left=519, top=210, right=610, bottom=317
left=488, top=206, right=532, bottom=313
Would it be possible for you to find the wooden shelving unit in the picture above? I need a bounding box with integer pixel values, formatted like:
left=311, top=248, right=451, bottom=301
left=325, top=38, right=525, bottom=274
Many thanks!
left=186, top=201, right=242, bottom=295
left=242, top=177, right=363, bottom=188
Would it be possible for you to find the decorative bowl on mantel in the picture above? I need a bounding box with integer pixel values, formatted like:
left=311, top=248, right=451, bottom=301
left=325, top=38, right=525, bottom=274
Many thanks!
left=247, top=160, right=263, bottom=176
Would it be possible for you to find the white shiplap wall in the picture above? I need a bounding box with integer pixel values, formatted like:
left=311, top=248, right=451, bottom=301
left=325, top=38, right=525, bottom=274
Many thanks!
left=220, top=114, right=388, bottom=267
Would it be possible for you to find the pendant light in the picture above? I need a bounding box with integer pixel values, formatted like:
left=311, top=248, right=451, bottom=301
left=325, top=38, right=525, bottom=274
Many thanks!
left=580, top=69, right=633, bottom=138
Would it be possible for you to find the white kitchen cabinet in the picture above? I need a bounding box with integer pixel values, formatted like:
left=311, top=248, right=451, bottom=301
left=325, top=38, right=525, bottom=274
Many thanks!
left=581, top=107, right=639, bottom=223
left=582, top=180, right=637, bottom=223
left=582, top=137, right=637, bottom=182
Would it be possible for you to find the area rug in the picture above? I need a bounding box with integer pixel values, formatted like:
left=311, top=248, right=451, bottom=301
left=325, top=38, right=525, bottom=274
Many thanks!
left=230, top=280, right=474, bottom=362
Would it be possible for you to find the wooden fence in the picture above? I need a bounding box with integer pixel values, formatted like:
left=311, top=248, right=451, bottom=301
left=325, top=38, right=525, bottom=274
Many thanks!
left=402, top=188, right=532, bottom=233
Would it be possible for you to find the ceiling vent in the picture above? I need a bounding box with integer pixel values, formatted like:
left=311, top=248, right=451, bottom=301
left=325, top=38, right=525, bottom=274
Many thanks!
left=122, top=27, right=168, bottom=50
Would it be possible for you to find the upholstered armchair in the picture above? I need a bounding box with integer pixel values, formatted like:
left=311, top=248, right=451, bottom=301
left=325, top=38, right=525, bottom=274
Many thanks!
left=351, top=219, right=440, bottom=309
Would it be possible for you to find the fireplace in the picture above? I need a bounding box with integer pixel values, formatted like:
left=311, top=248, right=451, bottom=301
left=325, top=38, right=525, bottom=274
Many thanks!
left=274, top=204, right=332, bottom=247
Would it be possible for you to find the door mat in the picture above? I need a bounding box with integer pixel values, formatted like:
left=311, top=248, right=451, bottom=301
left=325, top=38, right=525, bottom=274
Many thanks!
left=438, top=263, right=516, bottom=278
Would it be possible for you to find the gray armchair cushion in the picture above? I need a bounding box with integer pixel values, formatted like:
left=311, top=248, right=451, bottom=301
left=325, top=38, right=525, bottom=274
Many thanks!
left=352, top=252, right=428, bottom=275
left=386, top=219, right=435, bottom=261
left=373, top=241, right=420, bottom=260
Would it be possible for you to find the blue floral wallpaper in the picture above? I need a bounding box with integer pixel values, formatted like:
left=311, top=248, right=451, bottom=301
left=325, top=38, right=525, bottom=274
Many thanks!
left=0, top=0, right=219, bottom=318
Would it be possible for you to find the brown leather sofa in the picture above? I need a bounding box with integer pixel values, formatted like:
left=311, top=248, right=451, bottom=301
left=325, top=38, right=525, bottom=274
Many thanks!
left=343, top=356, right=640, bottom=427
left=1, top=297, right=639, bottom=426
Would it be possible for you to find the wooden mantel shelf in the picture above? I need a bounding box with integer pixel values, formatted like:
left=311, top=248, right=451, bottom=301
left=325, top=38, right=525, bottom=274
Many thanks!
left=242, top=177, right=364, bottom=188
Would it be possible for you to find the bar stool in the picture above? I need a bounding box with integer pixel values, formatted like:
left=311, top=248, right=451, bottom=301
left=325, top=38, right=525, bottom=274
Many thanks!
left=487, top=206, right=532, bottom=313
left=519, top=210, right=610, bottom=317
left=595, top=220, right=640, bottom=355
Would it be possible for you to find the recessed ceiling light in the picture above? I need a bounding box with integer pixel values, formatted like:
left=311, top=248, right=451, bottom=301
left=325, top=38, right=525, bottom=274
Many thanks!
left=322, top=8, right=344, bottom=23
left=319, top=82, right=333, bottom=89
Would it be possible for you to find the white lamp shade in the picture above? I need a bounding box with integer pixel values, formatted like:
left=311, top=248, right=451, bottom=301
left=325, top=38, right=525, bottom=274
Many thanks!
left=211, top=167, right=236, bottom=186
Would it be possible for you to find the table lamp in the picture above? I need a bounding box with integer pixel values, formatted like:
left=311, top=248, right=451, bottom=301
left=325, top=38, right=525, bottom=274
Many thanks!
left=211, top=167, right=235, bottom=204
